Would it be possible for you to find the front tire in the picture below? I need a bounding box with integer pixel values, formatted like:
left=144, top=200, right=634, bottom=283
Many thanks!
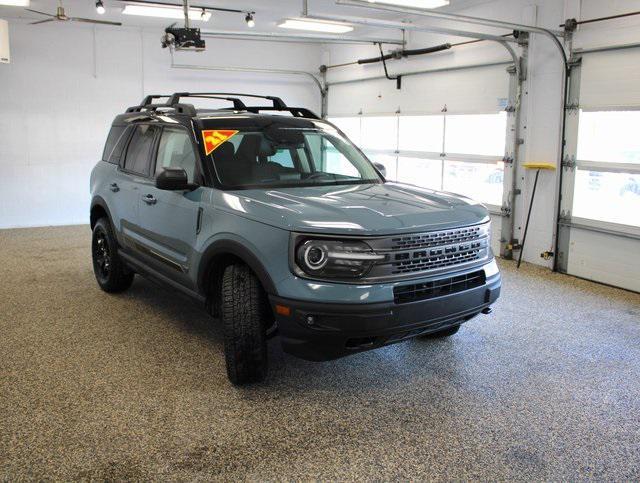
left=91, top=218, right=134, bottom=293
left=221, top=264, right=269, bottom=385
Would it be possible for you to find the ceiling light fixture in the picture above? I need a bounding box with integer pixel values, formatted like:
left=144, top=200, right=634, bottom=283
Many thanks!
left=122, top=4, right=212, bottom=21
left=96, top=0, right=105, bottom=15
left=0, top=0, right=30, bottom=6
left=278, top=18, right=353, bottom=33
left=245, top=13, right=255, bottom=28
left=366, top=0, right=450, bottom=8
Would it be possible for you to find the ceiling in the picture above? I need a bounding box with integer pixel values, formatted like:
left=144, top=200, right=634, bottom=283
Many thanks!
left=0, top=0, right=496, bottom=34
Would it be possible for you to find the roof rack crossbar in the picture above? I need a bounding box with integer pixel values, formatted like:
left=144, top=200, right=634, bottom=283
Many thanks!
left=169, top=92, right=288, bottom=110
left=141, top=94, right=172, bottom=106
left=166, top=94, right=248, bottom=111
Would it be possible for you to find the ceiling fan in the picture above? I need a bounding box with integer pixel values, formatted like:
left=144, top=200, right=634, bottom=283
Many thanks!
left=26, top=1, right=122, bottom=26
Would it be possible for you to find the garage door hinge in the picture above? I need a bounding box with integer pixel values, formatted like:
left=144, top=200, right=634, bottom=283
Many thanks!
left=501, top=205, right=512, bottom=217
left=503, top=156, right=514, bottom=165
left=567, top=56, right=582, bottom=68
left=561, top=156, right=576, bottom=170
left=559, top=210, right=572, bottom=222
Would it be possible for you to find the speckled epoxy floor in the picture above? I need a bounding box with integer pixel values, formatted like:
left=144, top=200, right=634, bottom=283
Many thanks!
left=1, top=225, right=639, bottom=480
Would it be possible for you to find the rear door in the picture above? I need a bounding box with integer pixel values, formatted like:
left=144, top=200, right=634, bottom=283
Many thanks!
left=113, top=123, right=159, bottom=249
left=136, top=125, right=204, bottom=288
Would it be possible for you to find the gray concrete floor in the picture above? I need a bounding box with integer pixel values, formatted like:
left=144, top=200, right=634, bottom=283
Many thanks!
left=1, top=225, right=639, bottom=480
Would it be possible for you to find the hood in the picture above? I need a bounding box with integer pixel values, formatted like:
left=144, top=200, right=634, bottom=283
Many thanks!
left=213, top=182, right=489, bottom=236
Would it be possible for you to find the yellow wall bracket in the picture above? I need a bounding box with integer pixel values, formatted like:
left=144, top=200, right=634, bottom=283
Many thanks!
left=523, top=162, right=557, bottom=170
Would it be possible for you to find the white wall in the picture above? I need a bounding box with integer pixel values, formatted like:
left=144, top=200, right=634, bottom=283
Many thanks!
left=0, top=22, right=322, bottom=228
left=322, top=0, right=640, bottom=285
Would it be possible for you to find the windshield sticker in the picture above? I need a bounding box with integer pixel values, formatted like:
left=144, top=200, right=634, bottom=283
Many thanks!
left=202, top=130, right=238, bottom=155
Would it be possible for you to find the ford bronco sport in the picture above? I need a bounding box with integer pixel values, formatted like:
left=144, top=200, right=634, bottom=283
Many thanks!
left=90, top=92, right=501, bottom=385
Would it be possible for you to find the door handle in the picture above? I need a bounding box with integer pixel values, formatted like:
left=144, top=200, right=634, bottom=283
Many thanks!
left=142, top=194, right=157, bottom=205
left=110, top=182, right=119, bottom=192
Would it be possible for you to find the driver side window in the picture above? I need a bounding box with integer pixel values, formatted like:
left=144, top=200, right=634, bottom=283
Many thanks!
left=155, top=127, right=198, bottom=183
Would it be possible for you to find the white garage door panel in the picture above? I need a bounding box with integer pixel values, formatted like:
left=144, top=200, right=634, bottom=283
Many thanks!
left=489, top=215, right=502, bottom=255
left=567, top=228, right=640, bottom=293
left=580, top=50, right=640, bottom=109
left=328, top=66, right=508, bottom=115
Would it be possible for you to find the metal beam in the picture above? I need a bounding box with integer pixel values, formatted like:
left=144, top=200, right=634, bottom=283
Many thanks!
left=200, top=30, right=404, bottom=45
left=336, top=0, right=567, bottom=70
left=308, top=14, right=522, bottom=83
left=337, top=0, right=565, bottom=37
left=308, top=14, right=519, bottom=43
left=326, top=60, right=513, bottom=86
left=574, top=41, right=640, bottom=55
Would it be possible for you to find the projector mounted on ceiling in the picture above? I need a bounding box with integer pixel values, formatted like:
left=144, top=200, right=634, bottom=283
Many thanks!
left=158, top=0, right=206, bottom=51
left=161, top=24, right=205, bottom=51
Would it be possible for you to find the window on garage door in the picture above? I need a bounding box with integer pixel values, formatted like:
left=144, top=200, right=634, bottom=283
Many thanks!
left=572, top=110, right=640, bottom=227
left=328, top=112, right=507, bottom=207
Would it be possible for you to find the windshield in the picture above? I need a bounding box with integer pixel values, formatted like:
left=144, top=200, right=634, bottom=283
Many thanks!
left=206, top=124, right=382, bottom=189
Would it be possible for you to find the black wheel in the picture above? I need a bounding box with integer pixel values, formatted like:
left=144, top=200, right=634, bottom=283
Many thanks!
left=421, top=324, right=461, bottom=339
left=221, top=264, right=269, bottom=385
left=91, top=217, right=134, bottom=293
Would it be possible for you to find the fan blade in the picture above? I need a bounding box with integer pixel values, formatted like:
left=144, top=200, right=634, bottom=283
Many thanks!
left=25, top=8, right=55, bottom=17
left=30, top=18, right=56, bottom=25
left=71, top=17, right=122, bottom=26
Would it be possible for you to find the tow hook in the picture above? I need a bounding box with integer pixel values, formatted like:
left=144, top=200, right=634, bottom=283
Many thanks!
left=481, top=307, right=492, bottom=315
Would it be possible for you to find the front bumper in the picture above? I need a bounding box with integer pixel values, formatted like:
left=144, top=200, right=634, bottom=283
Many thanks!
left=270, top=266, right=501, bottom=361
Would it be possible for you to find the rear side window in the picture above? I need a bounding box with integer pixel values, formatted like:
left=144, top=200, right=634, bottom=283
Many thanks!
left=102, top=125, right=126, bottom=163
left=123, top=125, right=157, bottom=176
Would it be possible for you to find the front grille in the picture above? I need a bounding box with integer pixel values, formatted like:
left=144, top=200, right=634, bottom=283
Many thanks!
left=391, top=246, right=483, bottom=275
left=364, top=222, right=491, bottom=282
left=393, top=270, right=486, bottom=304
left=390, top=226, right=483, bottom=250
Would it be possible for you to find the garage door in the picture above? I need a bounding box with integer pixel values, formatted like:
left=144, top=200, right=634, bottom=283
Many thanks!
left=558, top=46, right=640, bottom=292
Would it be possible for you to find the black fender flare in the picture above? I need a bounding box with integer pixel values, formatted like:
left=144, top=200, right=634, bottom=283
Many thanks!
left=197, top=238, right=278, bottom=296
left=89, top=195, right=114, bottom=228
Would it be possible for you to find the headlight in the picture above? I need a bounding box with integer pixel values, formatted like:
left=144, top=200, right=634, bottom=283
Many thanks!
left=294, top=238, right=384, bottom=280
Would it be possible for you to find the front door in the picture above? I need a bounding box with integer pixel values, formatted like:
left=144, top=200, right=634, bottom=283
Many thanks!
left=136, top=125, right=204, bottom=288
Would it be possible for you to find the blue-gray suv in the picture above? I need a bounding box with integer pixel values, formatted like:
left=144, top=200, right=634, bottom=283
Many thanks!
left=90, top=92, right=501, bottom=385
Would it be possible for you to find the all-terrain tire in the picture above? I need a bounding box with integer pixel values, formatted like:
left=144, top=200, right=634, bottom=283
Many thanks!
left=421, top=324, right=461, bottom=339
left=91, top=217, right=134, bottom=293
left=221, top=264, right=269, bottom=385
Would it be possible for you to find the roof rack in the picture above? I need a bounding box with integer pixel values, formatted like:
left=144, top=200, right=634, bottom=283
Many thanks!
left=169, top=92, right=288, bottom=110
left=125, top=94, right=198, bottom=116
left=125, top=92, right=320, bottom=119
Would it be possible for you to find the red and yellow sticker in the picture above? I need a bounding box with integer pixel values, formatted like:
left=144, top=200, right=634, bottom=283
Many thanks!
left=201, top=130, right=238, bottom=156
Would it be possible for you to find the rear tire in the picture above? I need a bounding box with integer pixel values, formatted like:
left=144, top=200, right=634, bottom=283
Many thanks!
left=221, top=264, right=269, bottom=385
left=421, top=324, right=461, bottom=339
left=91, top=218, right=134, bottom=293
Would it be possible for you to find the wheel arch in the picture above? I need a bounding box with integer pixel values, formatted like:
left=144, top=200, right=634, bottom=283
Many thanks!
left=90, top=196, right=114, bottom=229
left=198, top=239, right=278, bottom=315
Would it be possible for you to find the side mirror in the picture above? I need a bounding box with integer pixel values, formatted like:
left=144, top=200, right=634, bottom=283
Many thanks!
left=156, top=167, right=189, bottom=190
left=373, top=162, right=387, bottom=178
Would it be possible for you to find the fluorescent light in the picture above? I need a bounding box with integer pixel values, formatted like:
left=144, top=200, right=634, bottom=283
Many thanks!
left=0, top=0, right=30, bottom=6
left=278, top=18, right=353, bottom=33
left=122, top=4, right=212, bottom=21
left=367, top=0, right=450, bottom=8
